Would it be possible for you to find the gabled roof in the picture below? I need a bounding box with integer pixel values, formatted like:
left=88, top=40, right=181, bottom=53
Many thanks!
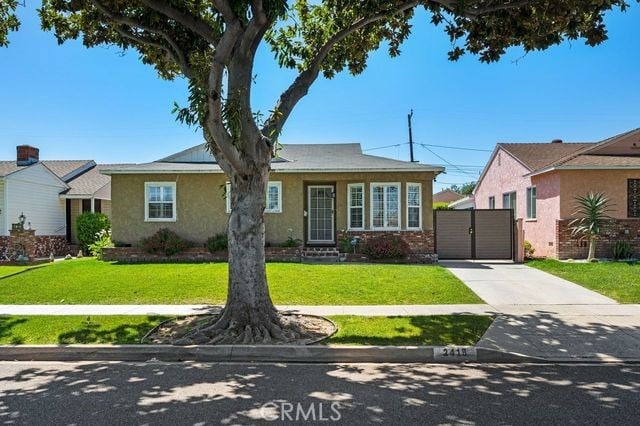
left=433, top=189, right=464, bottom=203
left=474, top=128, right=640, bottom=193
left=63, top=165, right=120, bottom=198
left=498, top=143, right=594, bottom=171
left=102, top=143, right=445, bottom=174
left=0, top=160, right=94, bottom=180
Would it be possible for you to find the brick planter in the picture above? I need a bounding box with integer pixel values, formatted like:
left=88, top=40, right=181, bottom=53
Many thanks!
left=336, top=230, right=435, bottom=254
left=556, top=219, right=640, bottom=259
left=35, top=236, right=73, bottom=257
left=102, top=246, right=302, bottom=263
left=343, top=252, right=438, bottom=264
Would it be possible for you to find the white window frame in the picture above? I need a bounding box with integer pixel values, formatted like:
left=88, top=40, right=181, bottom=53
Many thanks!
left=370, top=182, right=401, bottom=231
left=503, top=191, right=517, bottom=218
left=526, top=186, right=537, bottom=219
left=144, top=182, right=177, bottom=222
left=265, top=181, right=283, bottom=213
left=225, top=181, right=282, bottom=214
left=347, top=183, right=365, bottom=231
left=406, top=182, right=422, bottom=230
left=488, top=196, right=495, bottom=209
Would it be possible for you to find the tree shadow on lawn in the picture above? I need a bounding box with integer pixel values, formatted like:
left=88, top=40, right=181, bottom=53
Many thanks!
left=0, top=317, right=28, bottom=345
left=0, top=316, right=170, bottom=345
left=56, top=316, right=170, bottom=344
left=329, top=315, right=493, bottom=346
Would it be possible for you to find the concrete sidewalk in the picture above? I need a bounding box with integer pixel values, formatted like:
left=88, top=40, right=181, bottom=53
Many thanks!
left=0, top=304, right=494, bottom=316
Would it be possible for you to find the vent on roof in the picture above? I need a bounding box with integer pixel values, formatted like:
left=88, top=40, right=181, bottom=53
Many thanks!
left=16, top=145, right=39, bottom=166
left=551, top=139, right=563, bottom=144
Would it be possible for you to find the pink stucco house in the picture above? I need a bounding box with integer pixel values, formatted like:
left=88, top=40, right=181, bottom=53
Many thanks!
left=474, top=128, right=640, bottom=259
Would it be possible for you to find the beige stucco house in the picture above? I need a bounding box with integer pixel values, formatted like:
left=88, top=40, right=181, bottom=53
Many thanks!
left=474, top=128, right=640, bottom=259
left=102, top=143, right=444, bottom=253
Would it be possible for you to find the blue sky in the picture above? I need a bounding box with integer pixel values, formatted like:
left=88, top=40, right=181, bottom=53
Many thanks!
left=1, top=5, right=638, bottom=192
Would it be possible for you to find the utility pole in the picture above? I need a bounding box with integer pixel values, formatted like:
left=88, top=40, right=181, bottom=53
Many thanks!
left=407, top=109, right=416, bottom=162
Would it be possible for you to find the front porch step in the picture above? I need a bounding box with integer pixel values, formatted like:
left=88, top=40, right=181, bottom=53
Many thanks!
left=302, top=247, right=341, bottom=263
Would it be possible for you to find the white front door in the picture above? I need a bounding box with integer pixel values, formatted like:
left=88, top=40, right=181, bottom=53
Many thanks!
left=307, top=185, right=335, bottom=243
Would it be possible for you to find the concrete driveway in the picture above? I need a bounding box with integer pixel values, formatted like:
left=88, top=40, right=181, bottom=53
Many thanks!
left=440, top=260, right=616, bottom=305
left=441, top=260, right=640, bottom=361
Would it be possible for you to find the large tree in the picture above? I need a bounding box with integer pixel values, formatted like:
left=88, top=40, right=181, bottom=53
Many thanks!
left=1, top=0, right=634, bottom=343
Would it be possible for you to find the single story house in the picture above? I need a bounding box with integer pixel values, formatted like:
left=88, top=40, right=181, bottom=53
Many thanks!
left=433, top=188, right=464, bottom=204
left=0, top=145, right=114, bottom=257
left=474, top=128, right=640, bottom=259
left=449, top=195, right=475, bottom=210
left=101, top=143, right=444, bottom=254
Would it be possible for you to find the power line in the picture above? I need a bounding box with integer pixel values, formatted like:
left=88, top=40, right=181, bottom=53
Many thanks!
left=418, top=144, right=478, bottom=179
left=362, top=142, right=408, bottom=152
left=417, top=142, right=492, bottom=152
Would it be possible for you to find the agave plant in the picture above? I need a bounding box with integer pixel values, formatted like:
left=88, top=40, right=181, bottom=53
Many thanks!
left=569, top=192, right=614, bottom=261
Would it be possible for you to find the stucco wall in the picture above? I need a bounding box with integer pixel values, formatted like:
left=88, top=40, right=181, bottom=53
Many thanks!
left=475, top=148, right=562, bottom=258
left=528, top=172, right=561, bottom=257
left=111, top=171, right=435, bottom=246
left=475, top=149, right=532, bottom=217
left=559, top=170, right=640, bottom=219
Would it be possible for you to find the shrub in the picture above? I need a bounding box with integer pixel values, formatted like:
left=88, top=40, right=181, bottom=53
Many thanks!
left=88, top=229, right=114, bottom=260
left=76, top=212, right=111, bottom=251
left=612, top=240, right=634, bottom=260
left=524, top=241, right=535, bottom=259
left=139, top=228, right=192, bottom=256
left=433, top=202, right=452, bottom=211
left=280, top=236, right=302, bottom=248
left=206, top=233, right=228, bottom=253
left=364, top=235, right=410, bottom=259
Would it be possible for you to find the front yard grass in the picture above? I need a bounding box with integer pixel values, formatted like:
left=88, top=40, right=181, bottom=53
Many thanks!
left=528, top=259, right=640, bottom=303
left=0, top=266, right=27, bottom=278
left=0, top=315, right=492, bottom=346
left=0, top=258, right=482, bottom=305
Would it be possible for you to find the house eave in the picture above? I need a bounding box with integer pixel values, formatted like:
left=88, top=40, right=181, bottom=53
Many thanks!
left=527, top=165, right=640, bottom=177
left=102, top=167, right=445, bottom=175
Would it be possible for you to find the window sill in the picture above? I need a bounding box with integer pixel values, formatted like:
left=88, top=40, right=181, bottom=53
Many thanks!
left=525, top=219, right=537, bottom=222
left=145, top=218, right=177, bottom=223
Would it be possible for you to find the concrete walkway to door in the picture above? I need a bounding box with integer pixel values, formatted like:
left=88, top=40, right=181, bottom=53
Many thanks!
left=441, top=260, right=640, bottom=361
left=440, top=260, right=616, bottom=305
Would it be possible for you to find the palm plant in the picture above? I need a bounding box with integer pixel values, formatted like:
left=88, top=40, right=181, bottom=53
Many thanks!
left=569, top=192, right=614, bottom=261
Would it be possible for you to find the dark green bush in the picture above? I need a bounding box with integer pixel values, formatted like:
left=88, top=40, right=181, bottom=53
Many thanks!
left=206, top=233, right=228, bottom=253
left=364, top=235, right=410, bottom=259
left=140, top=228, right=192, bottom=256
left=76, top=212, right=111, bottom=251
left=613, top=240, right=634, bottom=260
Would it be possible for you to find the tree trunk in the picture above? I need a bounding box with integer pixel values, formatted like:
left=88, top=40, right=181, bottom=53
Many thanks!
left=587, top=235, right=597, bottom=262
left=175, top=161, right=305, bottom=344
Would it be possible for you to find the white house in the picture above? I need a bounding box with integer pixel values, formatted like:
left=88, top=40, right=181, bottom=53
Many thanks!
left=0, top=145, right=114, bottom=257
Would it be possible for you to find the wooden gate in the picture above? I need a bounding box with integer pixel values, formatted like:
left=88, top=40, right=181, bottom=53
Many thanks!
left=435, top=209, right=514, bottom=260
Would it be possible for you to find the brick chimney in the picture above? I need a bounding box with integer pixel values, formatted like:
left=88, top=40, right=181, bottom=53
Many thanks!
left=16, top=145, right=39, bottom=166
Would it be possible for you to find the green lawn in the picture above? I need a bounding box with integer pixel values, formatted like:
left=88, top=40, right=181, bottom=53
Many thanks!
left=0, top=266, right=28, bottom=278
left=528, top=259, right=640, bottom=303
left=0, top=315, right=492, bottom=346
left=329, top=315, right=493, bottom=346
left=0, top=258, right=482, bottom=305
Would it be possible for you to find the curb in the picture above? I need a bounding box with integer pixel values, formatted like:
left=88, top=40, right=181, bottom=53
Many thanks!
left=0, top=344, right=540, bottom=363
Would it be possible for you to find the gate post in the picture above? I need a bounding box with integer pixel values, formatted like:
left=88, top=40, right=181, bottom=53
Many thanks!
left=514, top=218, right=525, bottom=263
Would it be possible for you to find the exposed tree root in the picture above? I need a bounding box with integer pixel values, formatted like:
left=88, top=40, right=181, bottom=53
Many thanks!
left=149, top=311, right=336, bottom=346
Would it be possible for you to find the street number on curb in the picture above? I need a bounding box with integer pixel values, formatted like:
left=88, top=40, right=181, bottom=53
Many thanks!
left=433, top=346, right=477, bottom=362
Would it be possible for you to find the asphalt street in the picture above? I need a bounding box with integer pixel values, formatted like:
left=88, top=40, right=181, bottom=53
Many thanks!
left=0, top=362, right=638, bottom=425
